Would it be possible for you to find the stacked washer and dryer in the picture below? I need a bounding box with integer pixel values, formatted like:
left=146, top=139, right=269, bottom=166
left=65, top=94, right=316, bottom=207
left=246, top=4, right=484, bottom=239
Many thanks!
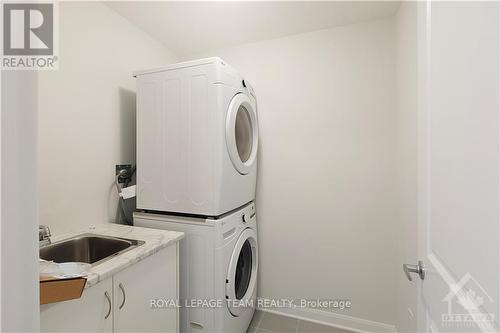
left=132, top=58, right=259, bottom=333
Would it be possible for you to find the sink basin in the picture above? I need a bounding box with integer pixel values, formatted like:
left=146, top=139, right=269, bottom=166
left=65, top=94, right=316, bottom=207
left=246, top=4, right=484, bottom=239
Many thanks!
left=40, top=233, right=145, bottom=266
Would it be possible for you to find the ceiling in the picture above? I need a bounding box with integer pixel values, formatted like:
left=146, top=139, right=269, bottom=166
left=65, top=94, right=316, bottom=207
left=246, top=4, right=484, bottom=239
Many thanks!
left=106, top=1, right=401, bottom=57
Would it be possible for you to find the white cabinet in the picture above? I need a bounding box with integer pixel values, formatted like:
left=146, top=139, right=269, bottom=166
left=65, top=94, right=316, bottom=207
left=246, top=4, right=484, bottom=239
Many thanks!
left=113, top=244, right=178, bottom=333
left=40, top=277, right=113, bottom=333
left=40, top=244, right=179, bottom=333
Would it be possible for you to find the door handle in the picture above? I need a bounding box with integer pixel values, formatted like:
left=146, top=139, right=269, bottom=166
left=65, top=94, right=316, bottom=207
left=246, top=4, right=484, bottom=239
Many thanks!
left=403, top=261, right=425, bottom=281
left=104, top=291, right=112, bottom=319
left=118, top=283, right=126, bottom=309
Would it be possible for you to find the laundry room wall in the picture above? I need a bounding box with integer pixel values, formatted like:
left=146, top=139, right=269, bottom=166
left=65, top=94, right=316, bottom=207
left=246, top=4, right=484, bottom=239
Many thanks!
left=37, top=2, right=179, bottom=234
left=182, top=18, right=399, bottom=326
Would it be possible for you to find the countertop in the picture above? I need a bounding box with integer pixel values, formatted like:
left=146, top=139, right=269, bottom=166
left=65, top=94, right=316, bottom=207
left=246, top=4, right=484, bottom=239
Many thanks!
left=47, top=223, right=184, bottom=288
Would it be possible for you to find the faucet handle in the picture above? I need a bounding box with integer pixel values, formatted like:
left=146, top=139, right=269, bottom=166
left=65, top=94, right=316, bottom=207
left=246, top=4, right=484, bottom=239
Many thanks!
left=39, top=225, right=51, bottom=240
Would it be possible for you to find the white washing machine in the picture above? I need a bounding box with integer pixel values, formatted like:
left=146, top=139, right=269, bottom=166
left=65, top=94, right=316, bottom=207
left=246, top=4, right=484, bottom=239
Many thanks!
left=134, top=202, right=258, bottom=333
left=134, top=58, right=259, bottom=217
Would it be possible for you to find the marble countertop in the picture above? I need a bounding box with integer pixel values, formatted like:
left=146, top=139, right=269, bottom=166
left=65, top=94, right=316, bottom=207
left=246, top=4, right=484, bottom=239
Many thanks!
left=47, top=223, right=184, bottom=288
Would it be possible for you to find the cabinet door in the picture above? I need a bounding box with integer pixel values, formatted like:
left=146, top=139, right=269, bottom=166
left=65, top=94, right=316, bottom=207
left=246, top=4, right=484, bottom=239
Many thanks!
left=40, top=277, right=113, bottom=333
left=113, top=244, right=178, bottom=333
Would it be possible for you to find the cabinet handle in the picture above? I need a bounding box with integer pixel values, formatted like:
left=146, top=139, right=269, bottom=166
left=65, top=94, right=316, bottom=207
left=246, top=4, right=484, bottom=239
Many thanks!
left=119, top=283, right=126, bottom=309
left=104, top=291, right=111, bottom=319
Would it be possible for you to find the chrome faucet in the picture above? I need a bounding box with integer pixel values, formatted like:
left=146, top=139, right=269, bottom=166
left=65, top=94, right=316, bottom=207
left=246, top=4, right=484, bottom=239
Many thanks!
left=39, top=225, right=51, bottom=247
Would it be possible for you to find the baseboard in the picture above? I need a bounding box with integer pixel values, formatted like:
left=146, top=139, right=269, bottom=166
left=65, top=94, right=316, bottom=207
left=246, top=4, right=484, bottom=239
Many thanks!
left=256, top=300, right=397, bottom=333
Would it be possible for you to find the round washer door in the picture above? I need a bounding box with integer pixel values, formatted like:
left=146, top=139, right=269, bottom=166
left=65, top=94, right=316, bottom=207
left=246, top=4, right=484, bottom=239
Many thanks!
left=226, top=228, right=258, bottom=317
left=226, top=93, right=258, bottom=175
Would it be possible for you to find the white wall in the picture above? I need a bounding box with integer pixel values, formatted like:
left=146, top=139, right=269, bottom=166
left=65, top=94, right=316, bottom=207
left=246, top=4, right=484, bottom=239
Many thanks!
left=183, top=18, right=398, bottom=325
left=395, top=3, right=418, bottom=333
left=1, top=71, right=40, bottom=332
left=38, top=2, right=178, bottom=234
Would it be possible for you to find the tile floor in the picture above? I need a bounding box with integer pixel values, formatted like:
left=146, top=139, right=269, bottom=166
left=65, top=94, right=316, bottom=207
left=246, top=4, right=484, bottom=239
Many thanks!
left=247, top=310, right=354, bottom=333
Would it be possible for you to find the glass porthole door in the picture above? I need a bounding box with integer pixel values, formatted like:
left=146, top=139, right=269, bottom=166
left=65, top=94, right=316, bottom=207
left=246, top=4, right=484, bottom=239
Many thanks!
left=226, top=228, right=258, bottom=317
left=226, top=93, right=258, bottom=175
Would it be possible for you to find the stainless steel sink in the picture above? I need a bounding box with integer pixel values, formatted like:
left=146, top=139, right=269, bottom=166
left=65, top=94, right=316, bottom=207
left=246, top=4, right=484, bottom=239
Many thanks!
left=39, top=233, right=145, bottom=266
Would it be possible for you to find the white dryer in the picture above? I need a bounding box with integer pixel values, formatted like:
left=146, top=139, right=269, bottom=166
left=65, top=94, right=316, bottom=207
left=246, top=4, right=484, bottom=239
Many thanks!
left=134, top=58, right=259, bottom=216
left=134, top=202, right=258, bottom=333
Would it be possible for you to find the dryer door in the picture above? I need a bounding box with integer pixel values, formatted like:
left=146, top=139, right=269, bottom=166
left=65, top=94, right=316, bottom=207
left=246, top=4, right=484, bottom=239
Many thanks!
left=226, top=228, right=258, bottom=317
left=226, top=93, right=258, bottom=175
